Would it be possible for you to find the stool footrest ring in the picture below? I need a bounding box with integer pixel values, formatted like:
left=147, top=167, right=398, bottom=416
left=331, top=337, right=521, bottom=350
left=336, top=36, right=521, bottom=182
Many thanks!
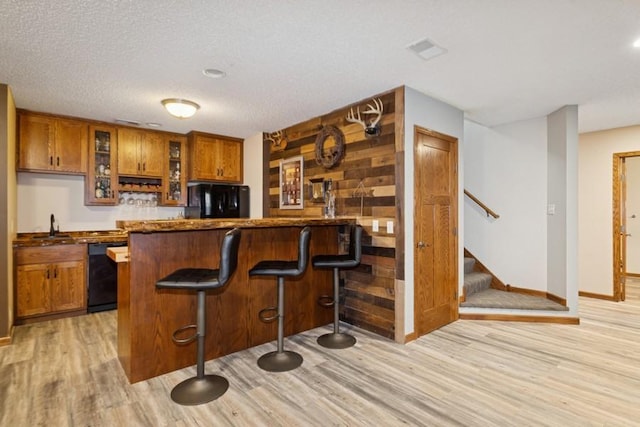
left=172, top=324, right=198, bottom=344
left=317, top=294, right=335, bottom=308
left=258, top=306, right=279, bottom=323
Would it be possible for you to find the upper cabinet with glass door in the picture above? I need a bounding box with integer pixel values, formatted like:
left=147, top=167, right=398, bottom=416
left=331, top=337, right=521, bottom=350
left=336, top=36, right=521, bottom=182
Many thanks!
left=85, top=125, right=118, bottom=205
left=162, top=135, right=187, bottom=206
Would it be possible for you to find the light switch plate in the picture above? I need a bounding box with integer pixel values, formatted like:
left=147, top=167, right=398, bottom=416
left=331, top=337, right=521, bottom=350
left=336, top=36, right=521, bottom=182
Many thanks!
left=387, top=221, right=394, bottom=234
left=372, top=219, right=379, bottom=232
left=547, top=204, right=556, bottom=215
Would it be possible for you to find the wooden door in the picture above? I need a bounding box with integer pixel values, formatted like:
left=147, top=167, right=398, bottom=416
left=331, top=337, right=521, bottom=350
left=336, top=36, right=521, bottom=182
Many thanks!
left=18, top=113, right=54, bottom=171
left=16, top=263, right=51, bottom=317
left=413, top=126, right=458, bottom=337
left=51, top=260, right=86, bottom=312
left=54, top=118, right=87, bottom=173
left=189, top=135, right=219, bottom=181
left=140, top=132, right=164, bottom=177
left=219, top=139, right=242, bottom=182
left=118, top=128, right=142, bottom=176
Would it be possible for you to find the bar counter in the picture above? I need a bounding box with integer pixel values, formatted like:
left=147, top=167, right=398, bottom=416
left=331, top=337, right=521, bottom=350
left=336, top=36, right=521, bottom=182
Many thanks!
left=113, top=217, right=356, bottom=383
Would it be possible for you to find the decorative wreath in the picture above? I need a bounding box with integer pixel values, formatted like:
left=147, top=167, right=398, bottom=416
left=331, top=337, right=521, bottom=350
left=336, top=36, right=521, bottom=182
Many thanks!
left=314, top=125, right=345, bottom=169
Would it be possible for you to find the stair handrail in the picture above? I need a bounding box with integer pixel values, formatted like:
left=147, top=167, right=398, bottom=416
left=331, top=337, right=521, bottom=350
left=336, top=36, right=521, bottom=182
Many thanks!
left=464, top=189, right=500, bottom=219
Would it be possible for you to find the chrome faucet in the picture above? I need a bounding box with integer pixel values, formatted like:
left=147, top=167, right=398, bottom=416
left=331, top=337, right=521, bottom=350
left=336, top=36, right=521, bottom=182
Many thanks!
left=49, top=213, right=58, bottom=237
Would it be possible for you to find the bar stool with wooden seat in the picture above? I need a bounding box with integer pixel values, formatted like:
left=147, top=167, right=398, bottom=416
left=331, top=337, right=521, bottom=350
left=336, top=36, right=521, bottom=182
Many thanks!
left=248, top=226, right=311, bottom=372
left=312, top=224, right=362, bottom=349
left=155, top=228, right=241, bottom=405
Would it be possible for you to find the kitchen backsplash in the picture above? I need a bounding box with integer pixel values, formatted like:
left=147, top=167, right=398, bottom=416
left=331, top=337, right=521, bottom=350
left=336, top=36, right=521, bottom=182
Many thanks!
left=17, top=172, right=185, bottom=232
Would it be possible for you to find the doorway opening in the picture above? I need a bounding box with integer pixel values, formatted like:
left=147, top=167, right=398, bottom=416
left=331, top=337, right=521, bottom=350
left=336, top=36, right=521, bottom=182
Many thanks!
left=612, top=151, right=640, bottom=302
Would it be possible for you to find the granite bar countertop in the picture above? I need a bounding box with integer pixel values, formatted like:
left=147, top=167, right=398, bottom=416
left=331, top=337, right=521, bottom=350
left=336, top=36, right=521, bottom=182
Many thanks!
left=13, top=230, right=128, bottom=248
left=115, top=217, right=357, bottom=232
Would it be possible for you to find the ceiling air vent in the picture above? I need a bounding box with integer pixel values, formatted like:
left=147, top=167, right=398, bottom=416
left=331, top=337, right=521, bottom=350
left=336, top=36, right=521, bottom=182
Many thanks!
left=114, top=118, right=141, bottom=126
left=407, top=37, right=447, bottom=61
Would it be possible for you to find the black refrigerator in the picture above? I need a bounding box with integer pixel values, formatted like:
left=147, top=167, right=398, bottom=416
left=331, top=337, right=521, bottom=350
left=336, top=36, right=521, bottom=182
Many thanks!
left=185, top=184, right=250, bottom=218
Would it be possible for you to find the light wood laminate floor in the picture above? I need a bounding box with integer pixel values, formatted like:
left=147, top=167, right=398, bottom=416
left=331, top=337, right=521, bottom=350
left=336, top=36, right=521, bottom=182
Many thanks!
left=2, top=283, right=640, bottom=426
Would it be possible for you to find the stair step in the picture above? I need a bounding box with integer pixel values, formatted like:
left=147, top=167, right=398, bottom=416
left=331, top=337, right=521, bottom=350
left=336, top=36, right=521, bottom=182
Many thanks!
left=464, top=272, right=492, bottom=297
left=464, top=257, right=475, bottom=274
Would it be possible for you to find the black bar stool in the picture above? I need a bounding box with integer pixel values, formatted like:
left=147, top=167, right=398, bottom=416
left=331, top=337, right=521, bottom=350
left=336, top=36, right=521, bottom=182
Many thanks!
left=156, top=228, right=241, bottom=405
left=312, top=224, right=362, bottom=349
left=249, top=226, right=311, bottom=372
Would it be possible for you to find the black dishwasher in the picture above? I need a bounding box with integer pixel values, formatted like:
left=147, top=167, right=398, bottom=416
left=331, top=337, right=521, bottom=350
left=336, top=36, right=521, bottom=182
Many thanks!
left=88, top=242, right=126, bottom=313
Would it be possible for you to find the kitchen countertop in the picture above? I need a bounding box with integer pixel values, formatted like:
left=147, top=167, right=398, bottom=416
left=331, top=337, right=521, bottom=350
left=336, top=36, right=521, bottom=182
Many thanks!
left=115, top=216, right=357, bottom=232
left=13, top=230, right=128, bottom=247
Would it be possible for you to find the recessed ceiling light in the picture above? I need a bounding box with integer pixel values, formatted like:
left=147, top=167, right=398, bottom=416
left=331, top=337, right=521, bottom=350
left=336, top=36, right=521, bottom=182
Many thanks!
left=407, top=37, right=447, bottom=61
left=633, top=38, right=640, bottom=48
left=146, top=122, right=162, bottom=128
left=203, top=68, right=226, bottom=78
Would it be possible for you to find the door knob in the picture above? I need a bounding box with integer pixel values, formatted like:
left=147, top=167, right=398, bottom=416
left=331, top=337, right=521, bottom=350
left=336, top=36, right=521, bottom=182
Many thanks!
left=417, top=241, right=425, bottom=248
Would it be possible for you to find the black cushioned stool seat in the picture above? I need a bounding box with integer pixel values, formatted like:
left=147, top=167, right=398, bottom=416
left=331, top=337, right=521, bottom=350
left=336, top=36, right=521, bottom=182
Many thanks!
left=312, top=225, right=362, bottom=349
left=249, top=226, right=311, bottom=372
left=156, top=228, right=241, bottom=405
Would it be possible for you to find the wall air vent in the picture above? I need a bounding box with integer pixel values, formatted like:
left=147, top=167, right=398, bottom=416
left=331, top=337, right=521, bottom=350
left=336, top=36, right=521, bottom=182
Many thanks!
left=407, top=37, right=447, bottom=61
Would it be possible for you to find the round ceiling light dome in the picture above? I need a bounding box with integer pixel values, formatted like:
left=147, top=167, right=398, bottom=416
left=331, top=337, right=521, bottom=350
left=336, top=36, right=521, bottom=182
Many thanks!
left=161, top=98, right=200, bottom=119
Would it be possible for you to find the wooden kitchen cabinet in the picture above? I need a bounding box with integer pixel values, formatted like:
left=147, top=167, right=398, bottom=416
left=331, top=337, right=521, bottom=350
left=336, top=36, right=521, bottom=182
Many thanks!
left=15, top=244, right=87, bottom=321
left=18, top=112, right=88, bottom=174
left=162, top=135, right=187, bottom=206
left=188, top=131, right=243, bottom=183
left=117, top=128, right=164, bottom=177
left=86, top=125, right=118, bottom=205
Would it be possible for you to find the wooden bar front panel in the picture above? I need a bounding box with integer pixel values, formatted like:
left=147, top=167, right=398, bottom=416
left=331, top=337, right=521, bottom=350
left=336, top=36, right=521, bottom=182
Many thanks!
left=119, top=226, right=336, bottom=383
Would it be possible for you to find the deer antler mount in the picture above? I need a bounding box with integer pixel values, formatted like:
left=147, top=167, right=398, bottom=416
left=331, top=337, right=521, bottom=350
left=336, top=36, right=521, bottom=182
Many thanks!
left=265, top=130, right=287, bottom=151
left=346, top=98, right=384, bottom=137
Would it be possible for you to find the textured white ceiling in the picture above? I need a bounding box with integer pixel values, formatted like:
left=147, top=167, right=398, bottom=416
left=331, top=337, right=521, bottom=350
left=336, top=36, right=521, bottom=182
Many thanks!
left=1, top=0, right=639, bottom=138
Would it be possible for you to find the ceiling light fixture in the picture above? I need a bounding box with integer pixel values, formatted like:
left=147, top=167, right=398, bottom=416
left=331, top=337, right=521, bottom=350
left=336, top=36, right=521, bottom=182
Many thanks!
left=633, top=38, right=640, bottom=48
left=161, top=98, right=200, bottom=118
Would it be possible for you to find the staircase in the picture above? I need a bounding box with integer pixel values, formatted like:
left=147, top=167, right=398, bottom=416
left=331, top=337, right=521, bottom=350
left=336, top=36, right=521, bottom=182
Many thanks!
left=462, top=252, right=569, bottom=311
left=463, top=257, right=493, bottom=299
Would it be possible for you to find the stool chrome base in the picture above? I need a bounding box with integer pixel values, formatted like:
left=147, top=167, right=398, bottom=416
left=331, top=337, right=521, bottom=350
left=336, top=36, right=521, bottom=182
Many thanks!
left=317, top=332, right=356, bottom=349
left=257, top=350, right=303, bottom=372
left=170, top=375, right=229, bottom=406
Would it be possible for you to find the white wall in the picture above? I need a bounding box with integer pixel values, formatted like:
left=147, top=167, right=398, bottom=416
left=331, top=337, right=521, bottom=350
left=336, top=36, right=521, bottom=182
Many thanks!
left=17, top=173, right=185, bottom=232
left=579, top=125, right=640, bottom=295
left=403, top=86, right=464, bottom=336
left=243, top=132, right=264, bottom=218
left=547, top=105, right=578, bottom=311
left=463, top=118, right=548, bottom=292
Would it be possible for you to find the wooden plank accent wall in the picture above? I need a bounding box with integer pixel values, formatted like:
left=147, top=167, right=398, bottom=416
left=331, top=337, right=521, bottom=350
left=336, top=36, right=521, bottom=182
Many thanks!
left=264, top=87, right=404, bottom=340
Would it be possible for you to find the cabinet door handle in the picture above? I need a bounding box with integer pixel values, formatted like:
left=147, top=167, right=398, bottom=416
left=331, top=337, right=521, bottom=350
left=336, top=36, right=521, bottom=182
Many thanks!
left=54, top=268, right=57, bottom=278
left=143, top=162, right=146, bottom=172
left=56, top=156, right=60, bottom=166
left=137, top=162, right=141, bottom=171
left=49, top=156, right=53, bottom=166
left=47, top=269, right=50, bottom=279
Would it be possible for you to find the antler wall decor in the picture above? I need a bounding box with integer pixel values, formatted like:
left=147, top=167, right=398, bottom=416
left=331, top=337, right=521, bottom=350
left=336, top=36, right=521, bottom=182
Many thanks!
left=346, top=97, right=384, bottom=137
left=264, top=130, right=287, bottom=151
